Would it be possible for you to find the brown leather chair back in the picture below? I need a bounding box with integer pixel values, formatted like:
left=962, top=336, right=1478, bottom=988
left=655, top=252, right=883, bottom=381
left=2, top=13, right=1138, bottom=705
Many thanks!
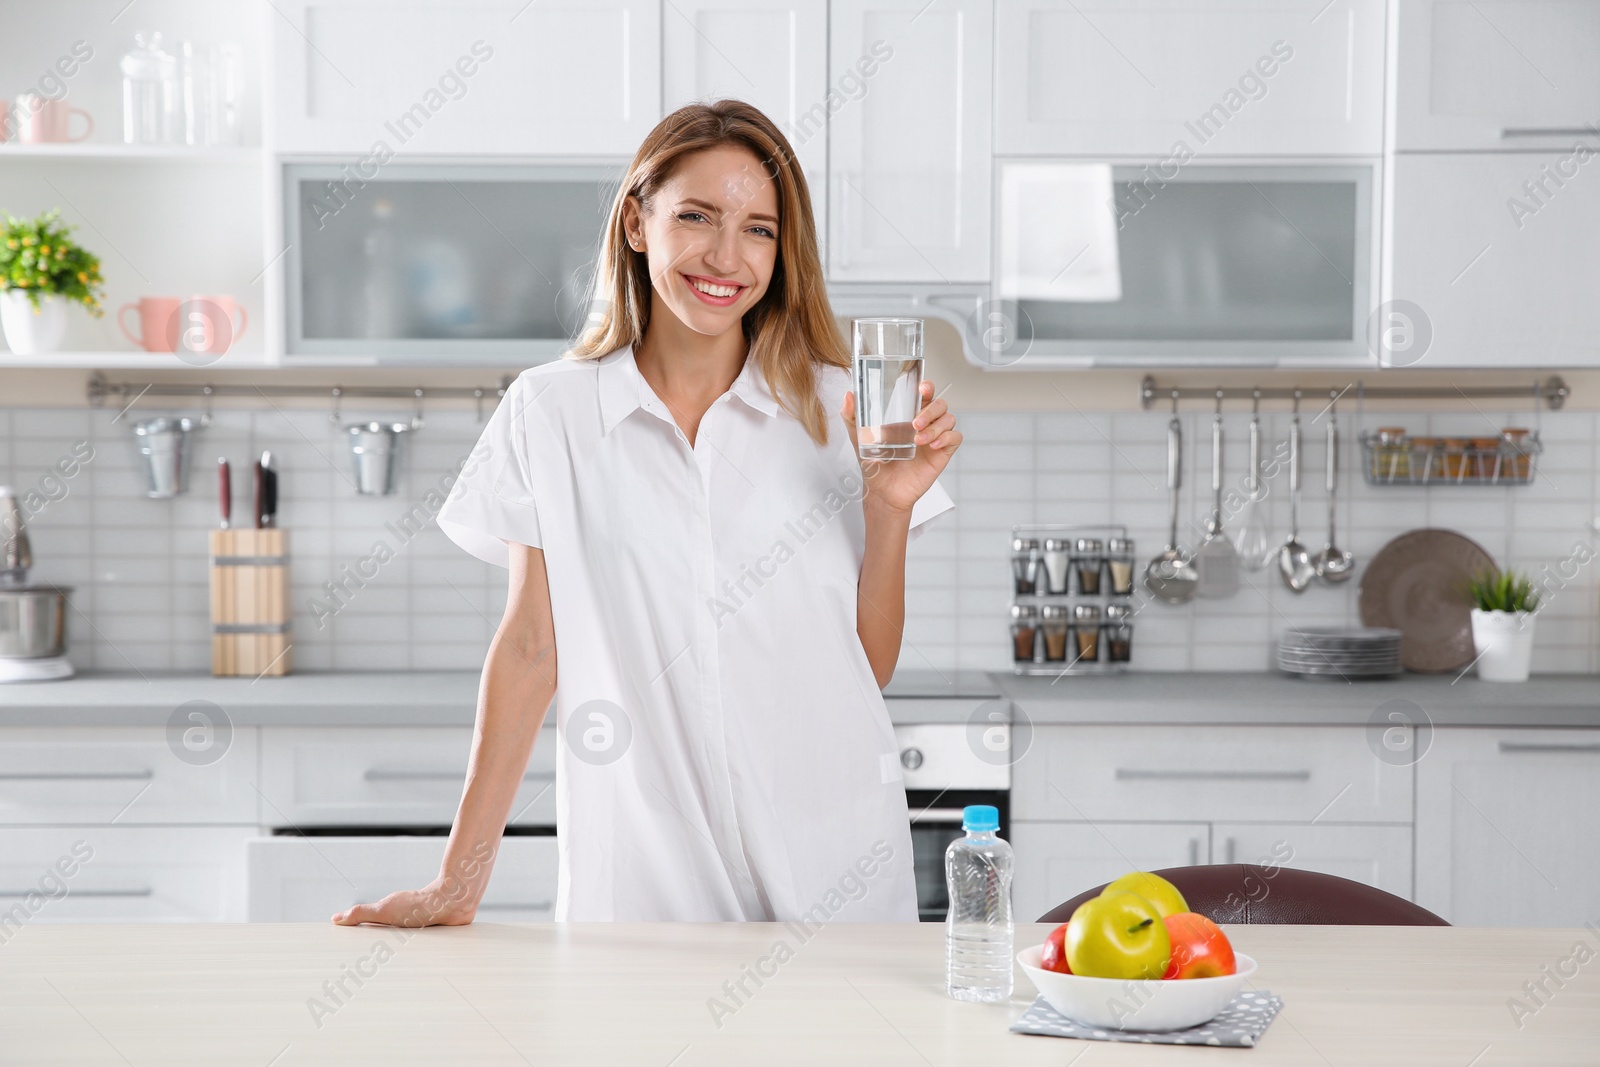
left=1038, top=865, right=1450, bottom=926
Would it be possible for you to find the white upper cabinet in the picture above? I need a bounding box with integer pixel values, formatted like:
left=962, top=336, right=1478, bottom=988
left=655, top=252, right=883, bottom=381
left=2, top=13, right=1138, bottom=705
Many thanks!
left=828, top=0, right=993, bottom=282
left=1394, top=0, right=1600, bottom=151
left=271, top=0, right=661, bottom=155
left=661, top=0, right=829, bottom=204
left=995, top=0, right=1386, bottom=156
left=1387, top=152, right=1600, bottom=366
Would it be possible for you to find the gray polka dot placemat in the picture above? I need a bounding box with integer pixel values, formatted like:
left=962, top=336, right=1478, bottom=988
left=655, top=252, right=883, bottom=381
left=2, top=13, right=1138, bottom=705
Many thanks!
left=1010, top=989, right=1283, bottom=1047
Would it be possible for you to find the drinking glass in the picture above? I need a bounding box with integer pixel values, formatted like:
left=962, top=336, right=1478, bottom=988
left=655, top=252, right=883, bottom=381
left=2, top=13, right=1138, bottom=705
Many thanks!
left=852, top=317, right=924, bottom=461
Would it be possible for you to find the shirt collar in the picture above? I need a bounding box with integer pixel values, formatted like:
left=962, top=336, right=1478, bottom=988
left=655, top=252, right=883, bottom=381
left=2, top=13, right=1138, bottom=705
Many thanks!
left=598, top=341, right=779, bottom=435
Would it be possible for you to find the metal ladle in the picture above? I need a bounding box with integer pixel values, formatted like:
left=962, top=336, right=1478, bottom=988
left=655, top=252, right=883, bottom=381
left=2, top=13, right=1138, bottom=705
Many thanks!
left=1315, top=400, right=1355, bottom=584
left=1146, top=397, right=1199, bottom=603
left=1278, top=392, right=1316, bottom=593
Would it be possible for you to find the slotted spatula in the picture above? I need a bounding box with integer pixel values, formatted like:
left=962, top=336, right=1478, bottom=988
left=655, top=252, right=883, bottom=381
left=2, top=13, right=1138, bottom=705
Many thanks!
left=1194, top=405, right=1239, bottom=598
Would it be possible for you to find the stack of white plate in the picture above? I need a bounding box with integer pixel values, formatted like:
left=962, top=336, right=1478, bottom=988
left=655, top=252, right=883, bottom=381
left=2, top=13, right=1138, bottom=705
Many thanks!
left=1277, top=627, right=1403, bottom=678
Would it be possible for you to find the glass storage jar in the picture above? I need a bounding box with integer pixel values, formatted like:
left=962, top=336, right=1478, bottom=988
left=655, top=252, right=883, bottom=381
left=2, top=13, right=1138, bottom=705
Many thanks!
left=1010, top=538, right=1042, bottom=596
left=1010, top=604, right=1040, bottom=663
left=1106, top=537, right=1135, bottom=596
left=1072, top=603, right=1101, bottom=664
left=1041, top=538, right=1071, bottom=595
left=1040, top=604, right=1070, bottom=662
left=1073, top=538, right=1104, bottom=596
left=1103, top=603, right=1133, bottom=663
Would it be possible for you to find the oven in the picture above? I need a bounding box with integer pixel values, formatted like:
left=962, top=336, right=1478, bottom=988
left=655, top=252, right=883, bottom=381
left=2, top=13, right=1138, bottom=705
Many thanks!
left=894, top=720, right=1011, bottom=922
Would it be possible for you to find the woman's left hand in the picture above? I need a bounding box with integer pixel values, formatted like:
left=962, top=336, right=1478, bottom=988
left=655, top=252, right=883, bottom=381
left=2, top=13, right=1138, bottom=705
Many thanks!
left=840, top=379, right=962, bottom=515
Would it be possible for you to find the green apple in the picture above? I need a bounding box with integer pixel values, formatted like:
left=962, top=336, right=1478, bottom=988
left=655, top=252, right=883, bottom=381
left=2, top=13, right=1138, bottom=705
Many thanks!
left=1102, top=871, right=1188, bottom=919
left=1065, top=891, right=1172, bottom=980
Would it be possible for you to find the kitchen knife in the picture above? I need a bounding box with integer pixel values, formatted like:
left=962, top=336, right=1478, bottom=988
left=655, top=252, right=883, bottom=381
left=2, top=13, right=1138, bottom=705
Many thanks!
left=218, top=458, right=231, bottom=529
left=261, top=451, right=277, bottom=529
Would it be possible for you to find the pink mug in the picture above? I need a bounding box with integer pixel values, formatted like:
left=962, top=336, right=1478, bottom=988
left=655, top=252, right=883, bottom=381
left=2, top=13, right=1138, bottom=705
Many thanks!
left=118, top=297, right=182, bottom=352
left=170, top=295, right=248, bottom=357
left=14, top=95, right=93, bottom=144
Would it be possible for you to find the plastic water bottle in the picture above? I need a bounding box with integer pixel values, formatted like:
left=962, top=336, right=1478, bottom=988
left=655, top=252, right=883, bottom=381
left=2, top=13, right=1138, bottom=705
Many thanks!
left=945, top=804, right=1014, bottom=1002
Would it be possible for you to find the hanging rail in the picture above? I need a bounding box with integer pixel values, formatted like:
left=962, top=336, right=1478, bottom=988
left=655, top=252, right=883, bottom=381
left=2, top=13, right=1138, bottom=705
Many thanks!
left=1137, top=375, right=1569, bottom=411
left=86, top=373, right=516, bottom=408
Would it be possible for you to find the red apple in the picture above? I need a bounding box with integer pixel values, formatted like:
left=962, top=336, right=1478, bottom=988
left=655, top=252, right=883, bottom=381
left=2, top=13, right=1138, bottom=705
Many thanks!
left=1040, top=923, right=1073, bottom=973
left=1161, top=912, right=1236, bottom=979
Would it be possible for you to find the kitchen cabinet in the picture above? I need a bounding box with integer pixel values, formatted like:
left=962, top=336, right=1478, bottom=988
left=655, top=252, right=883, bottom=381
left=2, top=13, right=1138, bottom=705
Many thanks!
left=994, top=0, right=1385, bottom=156
left=1010, top=822, right=1208, bottom=922
left=1416, top=728, right=1600, bottom=927
left=245, top=834, right=557, bottom=922
left=258, top=727, right=557, bottom=827
left=827, top=0, right=993, bottom=282
left=1387, top=152, right=1600, bottom=366
left=1394, top=0, right=1600, bottom=151
left=270, top=0, right=661, bottom=155
left=661, top=0, right=829, bottom=236
left=1213, top=823, right=1413, bottom=902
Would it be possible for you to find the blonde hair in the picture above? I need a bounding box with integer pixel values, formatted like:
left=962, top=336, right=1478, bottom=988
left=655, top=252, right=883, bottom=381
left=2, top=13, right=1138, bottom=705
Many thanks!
left=566, top=99, right=848, bottom=447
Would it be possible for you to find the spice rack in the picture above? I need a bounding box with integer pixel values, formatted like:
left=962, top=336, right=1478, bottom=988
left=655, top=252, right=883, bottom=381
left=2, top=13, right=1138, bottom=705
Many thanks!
left=1009, top=523, right=1133, bottom=676
left=1359, top=429, right=1542, bottom=486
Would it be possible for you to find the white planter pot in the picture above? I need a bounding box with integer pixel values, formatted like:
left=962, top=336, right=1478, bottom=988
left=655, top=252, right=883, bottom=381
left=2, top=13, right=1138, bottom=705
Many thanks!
left=1470, top=609, right=1536, bottom=682
left=0, top=291, right=68, bottom=354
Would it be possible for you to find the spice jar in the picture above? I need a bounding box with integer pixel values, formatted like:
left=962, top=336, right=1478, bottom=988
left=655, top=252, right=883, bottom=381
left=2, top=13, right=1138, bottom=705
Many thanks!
left=1470, top=437, right=1503, bottom=482
left=1011, top=538, right=1042, bottom=596
left=1041, top=538, right=1071, bottom=595
left=1072, top=603, right=1101, bottom=664
left=1010, top=604, right=1040, bottom=663
left=1409, top=437, right=1439, bottom=481
left=1106, top=537, right=1135, bottom=596
left=1040, top=604, right=1070, bottom=662
left=1103, top=603, right=1134, bottom=663
left=1073, top=538, right=1104, bottom=596
left=1372, top=427, right=1410, bottom=481
left=1501, top=428, right=1532, bottom=480
left=1441, top=438, right=1469, bottom=481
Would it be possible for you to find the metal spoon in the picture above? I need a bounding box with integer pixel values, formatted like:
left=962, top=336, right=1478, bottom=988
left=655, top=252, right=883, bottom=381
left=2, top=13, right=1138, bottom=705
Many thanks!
left=1315, top=412, right=1356, bottom=584
left=1146, top=410, right=1199, bottom=603
left=1278, top=405, right=1316, bottom=593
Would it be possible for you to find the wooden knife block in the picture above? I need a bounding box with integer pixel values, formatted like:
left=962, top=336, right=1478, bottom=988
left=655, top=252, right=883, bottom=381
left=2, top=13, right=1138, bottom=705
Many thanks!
left=209, top=529, right=292, bottom=676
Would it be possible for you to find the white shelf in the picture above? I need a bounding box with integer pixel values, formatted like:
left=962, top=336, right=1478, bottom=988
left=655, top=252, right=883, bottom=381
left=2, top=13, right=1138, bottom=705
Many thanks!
left=0, top=144, right=261, bottom=162
left=0, top=350, right=279, bottom=369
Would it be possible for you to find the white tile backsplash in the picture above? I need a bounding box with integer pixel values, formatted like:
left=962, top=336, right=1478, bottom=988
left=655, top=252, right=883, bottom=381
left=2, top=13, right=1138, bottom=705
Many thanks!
left=2, top=403, right=1596, bottom=674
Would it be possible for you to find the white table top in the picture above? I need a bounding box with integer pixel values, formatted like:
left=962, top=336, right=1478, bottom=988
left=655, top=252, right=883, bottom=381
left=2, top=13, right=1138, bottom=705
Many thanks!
left=2, top=921, right=1596, bottom=1065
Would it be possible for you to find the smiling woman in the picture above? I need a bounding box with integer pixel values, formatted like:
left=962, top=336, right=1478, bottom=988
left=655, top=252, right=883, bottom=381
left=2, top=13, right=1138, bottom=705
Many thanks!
left=333, top=100, right=960, bottom=929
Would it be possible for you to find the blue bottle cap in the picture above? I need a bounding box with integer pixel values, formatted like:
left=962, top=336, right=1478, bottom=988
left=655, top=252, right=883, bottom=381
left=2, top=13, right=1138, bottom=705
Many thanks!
left=962, top=805, right=999, bottom=832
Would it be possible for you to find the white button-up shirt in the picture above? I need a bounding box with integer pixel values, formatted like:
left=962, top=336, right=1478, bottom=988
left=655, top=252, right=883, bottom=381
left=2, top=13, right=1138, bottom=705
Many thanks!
left=437, top=341, right=954, bottom=922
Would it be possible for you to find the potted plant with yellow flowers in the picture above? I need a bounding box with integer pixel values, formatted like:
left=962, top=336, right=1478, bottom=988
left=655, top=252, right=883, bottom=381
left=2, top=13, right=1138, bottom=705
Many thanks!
left=0, top=209, right=105, bottom=355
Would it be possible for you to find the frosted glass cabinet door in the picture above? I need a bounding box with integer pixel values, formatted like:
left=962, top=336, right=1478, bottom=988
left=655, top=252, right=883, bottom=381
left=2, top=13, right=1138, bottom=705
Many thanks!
left=828, top=0, right=993, bottom=282
left=661, top=0, right=829, bottom=238
left=1388, top=152, right=1600, bottom=366
left=994, top=0, right=1385, bottom=156
left=1394, top=0, right=1600, bottom=151
left=272, top=0, right=661, bottom=155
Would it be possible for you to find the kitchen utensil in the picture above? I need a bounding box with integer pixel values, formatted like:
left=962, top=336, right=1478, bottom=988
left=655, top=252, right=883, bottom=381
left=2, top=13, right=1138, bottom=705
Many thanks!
left=852, top=317, right=924, bottom=461
left=1232, top=394, right=1272, bottom=571
left=1360, top=529, right=1495, bottom=672
left=346, top=421, right=412, bottom=495
left=0, top=486, right=74, bottom=678
left=2, top=488, right=30, bottom=584
left=1017, top=944, right=1261, bottom=1032
left=1194, top=400, right=1239, bottom=598
left=1277, top=407, right=1315, bottom=593
left=218, top=458, right=231, bottom=529
left=118, top=296, right=182, bottom=352
left=120, top=31, right=179, bottom=145
left=132, top=415, right=199, bottom=497
left=1145, top=408, right=1198, bottom=603
left=13, top=95, right=93, bottom=143
left=1315, top=413, right=1355, bottom=584
left=260, top=451, right=278, bottom=528
left=1276, top=626, right=1402, bottom=678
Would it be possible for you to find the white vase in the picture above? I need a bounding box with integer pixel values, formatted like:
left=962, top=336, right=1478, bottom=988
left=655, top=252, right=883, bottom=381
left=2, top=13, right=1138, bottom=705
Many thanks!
left=0, top=291, right=68, bottom=354
left=1470, top=608, right=1536, bottom=682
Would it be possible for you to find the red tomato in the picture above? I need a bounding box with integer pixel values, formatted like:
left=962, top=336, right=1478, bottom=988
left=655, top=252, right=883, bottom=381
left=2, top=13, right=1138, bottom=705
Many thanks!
left=1161, top=913, right=1236, bottom=979
left=1040, top=923, right=1073, bottom=974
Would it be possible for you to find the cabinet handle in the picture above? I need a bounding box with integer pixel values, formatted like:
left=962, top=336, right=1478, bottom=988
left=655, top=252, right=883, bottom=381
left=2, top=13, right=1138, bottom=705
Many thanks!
left=0, top=886, right=152, bottom=897
left=1499, top=126, right=1599, bottom=138
left=0, top=770, right=154, bottom=781
left=363, top=770, right=554, bottom=782
left=1225, top=837, right=1237, bottom=864
left=1188, top=838, right=1200, bottom=866
left=1498, top=741, right=1600, bottom=754
left=1114, top=769, right=1311, bottom=781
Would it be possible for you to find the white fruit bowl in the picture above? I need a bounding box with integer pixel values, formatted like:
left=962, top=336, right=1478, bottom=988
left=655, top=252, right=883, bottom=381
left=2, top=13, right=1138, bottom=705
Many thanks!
left=1017, top=945, right=1258, bottom=1032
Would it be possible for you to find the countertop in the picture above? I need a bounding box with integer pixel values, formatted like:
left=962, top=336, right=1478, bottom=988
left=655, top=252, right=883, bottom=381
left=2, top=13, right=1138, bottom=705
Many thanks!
left=2, top=922, right=1593, bottom=1065
left=0, top=668, right=1594, bottom=728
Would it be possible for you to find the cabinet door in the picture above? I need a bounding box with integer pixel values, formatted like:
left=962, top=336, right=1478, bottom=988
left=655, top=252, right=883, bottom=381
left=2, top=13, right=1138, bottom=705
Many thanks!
left=272, top=0, right=661, bottom=155
left=1417, top=729, right=1600, bottom=926
left=828, top=0, right=992, bottom=281
left=1395, top=0, right=1600, bottom=151
left=661, top=0, right=829, bottom=236
left=1213, top=824, right=1413, bottom=905
left=1011, top=822, right=1207, bottom=923
left=1388, top=152, right=1600, bottom=366
left=995, top=0, right=1385, bottom=156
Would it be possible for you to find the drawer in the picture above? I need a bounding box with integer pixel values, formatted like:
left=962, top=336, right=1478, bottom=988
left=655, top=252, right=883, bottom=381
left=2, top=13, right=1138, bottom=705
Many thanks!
left=258, top=727, right=556, bottom=827
left=0, top=826, right=255, bottom=925
left=0, top=727, right=259, bottom=825
left=246, top=834, right=557, bottom=922
left=1013, top=726, right=1411, bottom=824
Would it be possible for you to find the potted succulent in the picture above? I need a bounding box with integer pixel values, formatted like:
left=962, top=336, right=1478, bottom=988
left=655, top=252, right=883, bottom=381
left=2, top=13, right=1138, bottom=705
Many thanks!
left=1467, top=568, right=1540, bottom=682
left=0, top=209, right=105, bottom=355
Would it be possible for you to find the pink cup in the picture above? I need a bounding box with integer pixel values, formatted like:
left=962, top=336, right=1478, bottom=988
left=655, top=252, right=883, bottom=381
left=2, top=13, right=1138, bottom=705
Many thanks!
left=14, top=95, right=93, bottom=144
left=118, top=297, right=182, bottom=352
left=171, top=295, right=248, bottom=357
